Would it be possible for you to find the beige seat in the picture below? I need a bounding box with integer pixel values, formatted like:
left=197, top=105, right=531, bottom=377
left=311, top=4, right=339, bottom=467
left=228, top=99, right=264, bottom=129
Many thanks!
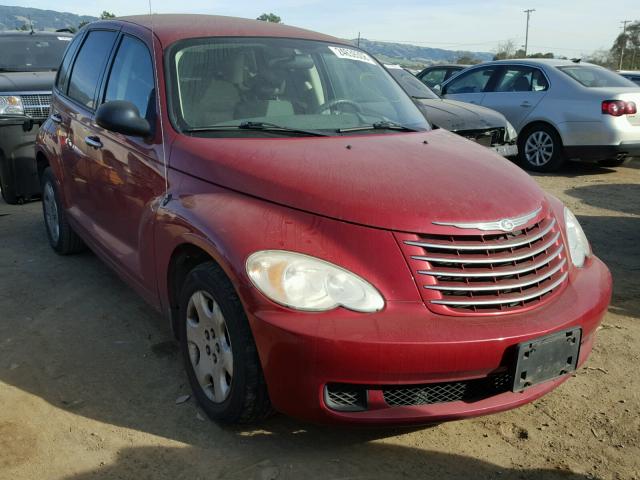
left=191, top=79, right=240, bottom=126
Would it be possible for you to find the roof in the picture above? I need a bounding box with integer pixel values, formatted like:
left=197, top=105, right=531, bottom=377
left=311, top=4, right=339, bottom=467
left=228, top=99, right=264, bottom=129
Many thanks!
left=112, top=14, right=348, bottom=47
left=484, top=58, right=592, bottom=67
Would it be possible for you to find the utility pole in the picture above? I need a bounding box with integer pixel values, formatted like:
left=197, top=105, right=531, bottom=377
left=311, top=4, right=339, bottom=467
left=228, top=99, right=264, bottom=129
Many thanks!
left=619, top=20, right=632, bottom=70
left=357, top=32, right=361, bottom=48
left=523, top=9, right=535, bottom=57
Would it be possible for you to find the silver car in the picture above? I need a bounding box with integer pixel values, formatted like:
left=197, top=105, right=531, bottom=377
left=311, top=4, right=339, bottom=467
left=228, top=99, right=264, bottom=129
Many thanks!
left=439, top=59, right=640, bottom=171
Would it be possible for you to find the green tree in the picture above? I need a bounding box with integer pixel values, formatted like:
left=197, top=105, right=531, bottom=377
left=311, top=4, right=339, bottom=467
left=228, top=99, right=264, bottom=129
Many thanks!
left=78, top=20, right=90, bottom=29
left=100, top=11, right=116, bottom=20
left=256, top=13, right=281, bottom=23
left=17, top=23, right=29, bottom=31
left=493, top=40, right=516, bottom=60
left=455, top=55, right=481, bottom=65
left=610, top=21, right=640, bottom=70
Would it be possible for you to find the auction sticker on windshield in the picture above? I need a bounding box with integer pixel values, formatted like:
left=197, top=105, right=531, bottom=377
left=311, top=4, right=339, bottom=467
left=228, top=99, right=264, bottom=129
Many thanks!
left=328, top=46, right=376, bottom=65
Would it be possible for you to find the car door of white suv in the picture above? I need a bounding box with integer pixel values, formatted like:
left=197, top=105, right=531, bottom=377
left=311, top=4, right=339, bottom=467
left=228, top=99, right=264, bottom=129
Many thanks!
left=480, top=65, right=549, bottom=130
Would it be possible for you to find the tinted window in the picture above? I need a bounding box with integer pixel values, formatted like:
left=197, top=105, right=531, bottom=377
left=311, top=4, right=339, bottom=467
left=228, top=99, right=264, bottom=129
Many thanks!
left=495, top=66, right=548, bottom=92
left=67, top=30, right=117, bottom=109
left=444, top=67, right=496, bottom=94
left=55, top=34, right=83, bottom=92
left=387, top=67, right=439, bottom=99
left=104, top=35, right=155, bottom=120
left=420, top=68, right=448, bottom=87
left=0, top=35, right=72, bottom=71
left=558, top=65, right=636, bottom=88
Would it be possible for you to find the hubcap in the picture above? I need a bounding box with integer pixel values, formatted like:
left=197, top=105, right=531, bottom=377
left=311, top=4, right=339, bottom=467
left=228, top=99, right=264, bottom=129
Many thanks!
left=43, top=182, right=60, bottom=243
left=524, top=131, right=554, bottom=166
left=186, top=291, right=233, bottom=403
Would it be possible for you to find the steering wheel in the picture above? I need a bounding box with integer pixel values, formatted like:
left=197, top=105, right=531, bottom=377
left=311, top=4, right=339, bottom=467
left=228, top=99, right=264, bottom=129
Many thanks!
left=316, top=99, right=363, bottom=114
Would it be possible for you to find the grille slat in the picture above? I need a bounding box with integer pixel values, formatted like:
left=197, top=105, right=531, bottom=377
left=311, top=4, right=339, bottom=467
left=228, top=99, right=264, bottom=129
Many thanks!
left=20, top=94, right=52, bottom=120
left=400, top=213, right=568, bottom=314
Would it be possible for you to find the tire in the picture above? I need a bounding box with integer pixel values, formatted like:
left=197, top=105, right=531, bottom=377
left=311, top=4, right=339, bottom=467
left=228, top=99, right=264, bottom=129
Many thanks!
left=0, top=170, right=19, bottom=205
left=41, top=167, right=85, bottom=255
left=179, top=261, right=272, bottom=424
left=598, top=157, right=627, bottom=168
left=517, top=124, right=565, bottom=172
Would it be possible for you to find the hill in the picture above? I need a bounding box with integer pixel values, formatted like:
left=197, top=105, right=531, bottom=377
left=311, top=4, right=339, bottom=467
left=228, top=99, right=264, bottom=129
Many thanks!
left=0, top=5, right=96, bottom=31
left=355, top=38, right=493, bottom=68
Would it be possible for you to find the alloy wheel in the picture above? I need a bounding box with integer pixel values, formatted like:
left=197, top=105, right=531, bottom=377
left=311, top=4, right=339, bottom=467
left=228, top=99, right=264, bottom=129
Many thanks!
left=186, top=290, right=234, bottom=403
left=524, top=130, right=554, bottom=166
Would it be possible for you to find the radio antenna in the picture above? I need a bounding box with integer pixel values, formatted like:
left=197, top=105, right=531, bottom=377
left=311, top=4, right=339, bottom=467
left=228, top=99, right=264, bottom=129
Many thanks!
left=147, top=0, right=170, bottom=201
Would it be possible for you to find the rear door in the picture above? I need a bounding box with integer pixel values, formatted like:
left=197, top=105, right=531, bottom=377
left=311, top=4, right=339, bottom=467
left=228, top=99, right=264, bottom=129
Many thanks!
left=480, top=65, right=549, bottom=129
left=441, top=65, right=499, bottom=105
left=56, top=29, right=118, bottom=224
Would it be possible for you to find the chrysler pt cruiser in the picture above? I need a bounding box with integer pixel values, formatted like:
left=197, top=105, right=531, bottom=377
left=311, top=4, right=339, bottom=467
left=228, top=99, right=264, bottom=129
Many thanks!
left=35, top=15, right=612, bottom=425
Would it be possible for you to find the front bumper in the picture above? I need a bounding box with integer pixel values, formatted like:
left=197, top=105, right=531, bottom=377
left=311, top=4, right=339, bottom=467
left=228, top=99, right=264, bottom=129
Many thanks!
left=246, top=256, right=611, bottom=425
left=0, top=115, right=42, bottom=201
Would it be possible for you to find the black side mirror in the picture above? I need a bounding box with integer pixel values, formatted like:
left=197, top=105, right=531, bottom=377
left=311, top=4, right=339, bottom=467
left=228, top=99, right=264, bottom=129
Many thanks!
left=95, top=100, right=151, bottom=137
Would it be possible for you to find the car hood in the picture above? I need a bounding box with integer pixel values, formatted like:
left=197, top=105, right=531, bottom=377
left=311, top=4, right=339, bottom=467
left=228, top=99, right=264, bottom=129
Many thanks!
left=416, top=98, right=507, bottom=131
left=0, top=71, right=56, bottom=93
left=171, top=129, right=545, bottom=233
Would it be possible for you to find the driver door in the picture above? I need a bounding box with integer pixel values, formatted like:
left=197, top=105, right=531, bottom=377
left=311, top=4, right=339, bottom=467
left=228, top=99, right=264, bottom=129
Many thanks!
left=441, top=66, right=499, bottom=105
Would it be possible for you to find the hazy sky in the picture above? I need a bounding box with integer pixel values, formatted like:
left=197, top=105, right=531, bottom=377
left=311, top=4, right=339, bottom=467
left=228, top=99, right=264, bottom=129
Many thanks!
left=14, top=0, right=637, bottom=57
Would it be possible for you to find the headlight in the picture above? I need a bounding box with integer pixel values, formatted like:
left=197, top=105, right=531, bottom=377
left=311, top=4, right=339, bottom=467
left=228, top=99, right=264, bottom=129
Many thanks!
left=246, top=250, right=385, bottom=312
left=0, top=95, right=24, bottom=116
left=505, top=121, right=518, bottom=142
left=564, top=207, right=591, bottom=268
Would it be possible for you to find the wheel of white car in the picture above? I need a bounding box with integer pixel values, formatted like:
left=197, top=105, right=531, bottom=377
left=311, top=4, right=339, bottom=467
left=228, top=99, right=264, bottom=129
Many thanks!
left=518, top=124, right=565, bottom=172
left=178, top=261, right=272, bottom=424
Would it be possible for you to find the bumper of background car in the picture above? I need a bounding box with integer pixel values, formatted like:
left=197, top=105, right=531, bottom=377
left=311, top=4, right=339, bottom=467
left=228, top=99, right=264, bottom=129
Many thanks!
left=247, top=256, right=611, bottom=425
left=491, top=143, right=518, bottom=157
left=565, top=142, right=640, bottom=161
left=0, top=115, right=41, bottom=201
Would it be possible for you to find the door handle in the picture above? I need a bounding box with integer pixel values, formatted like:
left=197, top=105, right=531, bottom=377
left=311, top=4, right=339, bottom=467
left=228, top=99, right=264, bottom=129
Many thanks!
left=84, top=135, right=103, bottom=149
left=520, top=102, right=531, bottom=108
left=50, top=113, right=62, bottom=124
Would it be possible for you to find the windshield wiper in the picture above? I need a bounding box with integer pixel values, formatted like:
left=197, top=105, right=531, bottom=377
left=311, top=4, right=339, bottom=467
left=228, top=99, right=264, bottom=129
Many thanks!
left=185, top=121, right=329, bottom=137
left=337, top=121, right=420, bottom=133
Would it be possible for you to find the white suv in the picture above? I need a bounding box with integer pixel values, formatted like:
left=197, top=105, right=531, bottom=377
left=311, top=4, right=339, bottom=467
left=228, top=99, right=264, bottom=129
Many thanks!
left=439, top=59, right=640, bottom=171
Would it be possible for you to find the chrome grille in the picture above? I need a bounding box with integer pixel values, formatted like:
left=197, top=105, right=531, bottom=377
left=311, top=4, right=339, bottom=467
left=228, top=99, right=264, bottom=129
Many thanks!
left=399, top=214, right=568, bottom=315
left=383, top=373, right=512, bottom=406
left=20, top=94, right=52, bottom=120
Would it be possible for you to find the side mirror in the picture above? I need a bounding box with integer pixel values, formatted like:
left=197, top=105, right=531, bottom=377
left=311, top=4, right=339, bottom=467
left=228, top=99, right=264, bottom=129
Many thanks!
left=95, top=100, right=151, bottom=137
left=432, top=84, right=442, bottom=95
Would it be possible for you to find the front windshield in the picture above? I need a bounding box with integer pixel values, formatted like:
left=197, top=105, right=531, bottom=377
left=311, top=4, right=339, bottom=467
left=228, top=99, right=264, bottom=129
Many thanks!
left=557, top=65, right=636, bottom=88
left=0, top=35, right=71, bottom=71
left=168, top=37, right=429, bottom=135
left=386, top=66, right=439, bottom=99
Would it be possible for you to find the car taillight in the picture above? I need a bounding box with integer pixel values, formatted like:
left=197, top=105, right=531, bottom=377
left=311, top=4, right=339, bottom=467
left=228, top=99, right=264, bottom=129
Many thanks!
left=602, top=100, right=636, bottom=116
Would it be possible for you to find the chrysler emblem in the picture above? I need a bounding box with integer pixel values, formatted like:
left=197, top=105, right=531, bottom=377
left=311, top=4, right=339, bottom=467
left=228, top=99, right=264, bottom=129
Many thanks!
left=432, top=207, right=542, bottom=232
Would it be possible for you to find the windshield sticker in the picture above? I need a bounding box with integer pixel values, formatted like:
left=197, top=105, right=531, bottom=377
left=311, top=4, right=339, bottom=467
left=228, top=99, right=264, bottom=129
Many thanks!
left=57, top=37, right=72, bottom=41
left=328, top=46, right=376, bottom=65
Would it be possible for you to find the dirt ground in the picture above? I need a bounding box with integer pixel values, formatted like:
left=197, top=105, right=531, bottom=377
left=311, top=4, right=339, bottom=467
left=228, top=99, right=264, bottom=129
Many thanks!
left=0, top=160, right=638, bottom=480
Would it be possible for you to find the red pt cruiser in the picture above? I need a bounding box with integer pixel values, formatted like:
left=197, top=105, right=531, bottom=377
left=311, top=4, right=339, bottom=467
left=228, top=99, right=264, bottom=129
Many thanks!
left=35, top=15, right=612, bottom=425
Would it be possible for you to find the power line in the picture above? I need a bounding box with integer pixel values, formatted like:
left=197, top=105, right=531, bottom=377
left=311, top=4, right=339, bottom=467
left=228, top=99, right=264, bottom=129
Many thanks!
left=523, top=9, right=536, bottom=56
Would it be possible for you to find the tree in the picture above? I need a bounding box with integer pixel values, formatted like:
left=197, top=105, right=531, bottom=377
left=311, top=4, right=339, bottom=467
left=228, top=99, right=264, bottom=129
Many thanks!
left=610, top=21, right=640, bottom=70
left=78, top=21, right=90, bottom=30
left=585, top=49, right=615, bottom=69
left=493, top=40, right=517, bottom=61
left=256, top=13, right=281, bottom=23
left=455, top=55, right=481, bottom=65
left=17, top=23, right=29, bottom=31
left=100, top=11, right=116, bottom=20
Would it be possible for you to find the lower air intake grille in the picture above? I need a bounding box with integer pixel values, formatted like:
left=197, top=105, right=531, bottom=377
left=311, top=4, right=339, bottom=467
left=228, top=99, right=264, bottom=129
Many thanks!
left=324, top=384, right=367, bottom=412
left=383, top=373, right=512, bottom=407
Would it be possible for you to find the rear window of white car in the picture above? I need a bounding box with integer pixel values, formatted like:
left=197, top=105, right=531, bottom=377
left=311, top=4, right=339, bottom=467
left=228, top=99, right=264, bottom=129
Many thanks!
left=557, top=65, right=636, bottom=88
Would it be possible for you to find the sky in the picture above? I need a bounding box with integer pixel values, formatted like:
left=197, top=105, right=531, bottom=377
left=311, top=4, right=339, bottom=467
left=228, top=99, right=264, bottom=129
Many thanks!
left=13, top=0, right=638, bottom=57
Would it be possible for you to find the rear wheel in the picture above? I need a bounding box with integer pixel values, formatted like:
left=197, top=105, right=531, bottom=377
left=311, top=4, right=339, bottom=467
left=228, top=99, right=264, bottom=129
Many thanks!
left=41, top=167, right=85, bottom=254
left=179, top=261, right=272, bottom=424
left=518, top=124, right=565, bottom=172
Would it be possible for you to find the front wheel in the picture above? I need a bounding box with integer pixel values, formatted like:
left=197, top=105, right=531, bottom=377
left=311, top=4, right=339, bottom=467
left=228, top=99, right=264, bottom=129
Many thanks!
left=179, top=262, right=272, bottom=424
left=518, top=125, right=565, bottom=172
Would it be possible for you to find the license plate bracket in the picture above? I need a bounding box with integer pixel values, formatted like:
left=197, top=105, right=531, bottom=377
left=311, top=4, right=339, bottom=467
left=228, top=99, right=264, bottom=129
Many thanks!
left=512, top=328, right=582, bottom=392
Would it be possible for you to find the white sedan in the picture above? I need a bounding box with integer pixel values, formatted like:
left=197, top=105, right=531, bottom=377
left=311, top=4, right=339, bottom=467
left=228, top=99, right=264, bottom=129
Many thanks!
left=438, top=59, right=640, bottom=171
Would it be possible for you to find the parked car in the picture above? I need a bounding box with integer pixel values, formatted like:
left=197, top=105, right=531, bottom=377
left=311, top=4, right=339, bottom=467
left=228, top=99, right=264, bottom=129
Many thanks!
left=386, top=64, right=517, bottom=157
left=0, top=30, right=73, bottom=204
left=618, top=70, right=640, bottom=86
left=416, top=64, right=469, bottom=89
left=36, top=15, right=611, bottom=426
left=439, top=59, right=640, bottom=171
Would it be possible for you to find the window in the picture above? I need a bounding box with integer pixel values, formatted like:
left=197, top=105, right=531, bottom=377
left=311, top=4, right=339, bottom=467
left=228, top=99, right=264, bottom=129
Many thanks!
left=169, top=37, right=428, bottom=135
left=420, top=68, right=447, bottom=88
left=494, top=66, right=548, bottom=92
left=444, top=67, right=496, bottom=94
left=67, top=30, right=117, bottom=109
left=104, top=35, right=155, bottom=120
left=558, top=65, right=636, bottom=88
left=387, top=66, right=439, bottom=99
left=55, top=34, right=83, bottom=92
left=0, top=35, right=72, bottom=72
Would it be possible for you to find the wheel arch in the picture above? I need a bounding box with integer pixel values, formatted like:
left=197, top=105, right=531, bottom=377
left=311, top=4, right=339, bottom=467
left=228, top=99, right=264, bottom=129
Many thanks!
left=35, top=151, right=50, bottom=184
left=519, top=120, right=565, bottom=146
